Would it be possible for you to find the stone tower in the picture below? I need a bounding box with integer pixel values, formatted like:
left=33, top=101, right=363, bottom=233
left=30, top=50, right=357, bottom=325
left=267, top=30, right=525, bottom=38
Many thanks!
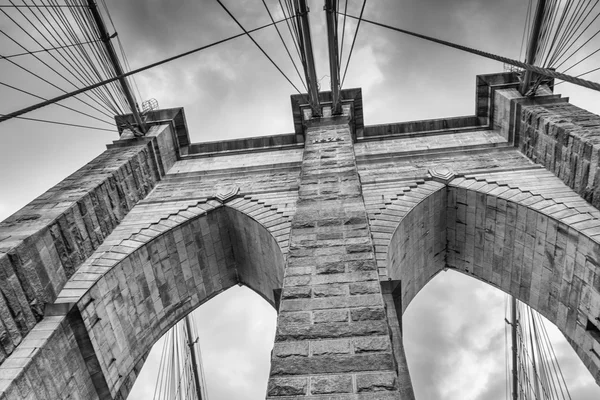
left=1, top=72, right=600, bottom=399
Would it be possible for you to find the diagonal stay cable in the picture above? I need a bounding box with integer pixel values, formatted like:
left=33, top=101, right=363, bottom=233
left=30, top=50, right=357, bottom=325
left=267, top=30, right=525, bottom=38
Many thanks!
left=261, top=0, right=307, bottom=91
left=339, top=0, right=349, bottom=62
left=0, top=80, right=114, bottom=125
left=0, top=30, right=116, bottom=118
left=0, top=39, right=100, bottom=60
left=9, top=115, right=117, bottom=132
left=549, top=0, right=594, bottom=65
left=338, top=12, right=600, bottom=92
left=0, top=42, right=116, bottom=119
left=74, top=1, right=129, bottom=113
left=45, top=0, right=122, bottom=115
left=0, top=16, right=292, bottom=123
left=1, top=2, right=116, bottom=115
left=552, top=4, right=600, bottom=69
left=213, top=0, right=303, bottom=94
left=553, top=12, right=600, bottom=70
left=341, top=0, right=367, bottom=88
left=24, top=0, right=116, bottom=112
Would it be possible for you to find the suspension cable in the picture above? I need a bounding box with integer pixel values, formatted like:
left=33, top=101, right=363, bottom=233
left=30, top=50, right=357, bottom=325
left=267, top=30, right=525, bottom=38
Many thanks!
left=0, top=80, right=113, bottom=125
left=0, top=39, right=100, bottom=60
left=213, top=0, right=303, bottom=95
left=8, top=115, right=117, bottom=132
left=338, top=12, right=600, bottom=92
left=341, top=0, right=367, bottom=87
left=261, top=0, right=308, bottom=91
left=0, top=16, right=292, bottom=124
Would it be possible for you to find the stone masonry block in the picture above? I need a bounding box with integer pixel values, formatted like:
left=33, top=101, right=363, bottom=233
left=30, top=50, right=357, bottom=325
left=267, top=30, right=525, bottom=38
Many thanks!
left=311, top=339, right=351, bottom=356
left=267, top=377, right=308, bottom=396
left=310, top=375, right=353, bottom=395
left=357, top=372, right=398, bottom=392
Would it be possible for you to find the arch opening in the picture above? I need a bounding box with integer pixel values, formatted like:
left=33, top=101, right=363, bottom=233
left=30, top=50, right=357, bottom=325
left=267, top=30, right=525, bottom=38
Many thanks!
left=403, top=269, right=600, bottom=399
left=127, top=285, right=277, bottom=400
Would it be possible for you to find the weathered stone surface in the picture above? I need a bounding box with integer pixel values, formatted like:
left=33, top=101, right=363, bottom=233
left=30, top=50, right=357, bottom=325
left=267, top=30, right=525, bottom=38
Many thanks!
left=273, top=342, right=310, bottom=358
left=311, top=375, right=353, bottom=394
left=270, top=353, right=396, bottom=376
left=357, top=372, right=398, bottom=392
left=267, top=377, right=308, bottom=396
left=350, top=307, right=386, bottom=321
left=353, top=336, right=391, bottom=353
left=311, top=339, right=351, bottom=356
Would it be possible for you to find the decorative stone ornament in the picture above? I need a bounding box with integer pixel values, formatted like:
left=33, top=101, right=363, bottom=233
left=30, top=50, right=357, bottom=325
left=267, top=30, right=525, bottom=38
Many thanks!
left=215, top=185, right=240, bottom=203
left=312, top=137, right=344, bottom=144
left=428, top=165, right=456, bottom=183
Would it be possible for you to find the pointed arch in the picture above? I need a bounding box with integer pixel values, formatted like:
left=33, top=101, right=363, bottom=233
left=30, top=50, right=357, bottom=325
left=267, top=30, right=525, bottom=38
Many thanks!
left=383, top=169, right=600, bottom=386
left=0, top=202, right=288, bottom=400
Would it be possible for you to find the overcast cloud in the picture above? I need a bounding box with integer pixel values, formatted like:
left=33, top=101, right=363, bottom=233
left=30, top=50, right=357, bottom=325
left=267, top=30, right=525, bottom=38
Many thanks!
left=1, top=0, right=600, bottom=399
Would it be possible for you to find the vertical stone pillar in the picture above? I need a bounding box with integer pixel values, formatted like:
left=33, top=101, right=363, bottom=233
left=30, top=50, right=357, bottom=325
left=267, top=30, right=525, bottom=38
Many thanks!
left=267, top=119, right=402, bottom=399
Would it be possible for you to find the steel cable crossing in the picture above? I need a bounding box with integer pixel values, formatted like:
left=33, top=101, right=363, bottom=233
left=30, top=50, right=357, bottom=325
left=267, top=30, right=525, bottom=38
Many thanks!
left=340, top=0, right=367, bottom=87
left=524, top=0, right=600, bottom=86
left=0, top=0, right=141, bottom=129
left=0, top=16, right=293, bottom=124
left=0, top=1, right=125, bottom=118
left=214, top=0, right=304, bottom=95
left=260, top=0, right=308, bottom=92
left=339, top=12, right=600, bottom=92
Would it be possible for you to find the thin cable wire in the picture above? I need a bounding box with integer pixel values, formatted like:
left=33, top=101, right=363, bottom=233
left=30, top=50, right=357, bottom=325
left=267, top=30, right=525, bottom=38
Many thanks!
left=261, top=0, right=307, bottom=91
left=75, top=0, right=130, bottom=113
left=337, top=12, right=600, bottom=92
left=26, top=0, right=120, bottom=113
left=553, top=5, right=600, bottom=69
left=9, top=115, right=117, bottom=131
left=0, top=80, right=113, bottom=125
left=0, top=15, right=297, bottom=123
left=213, top=0, right=303, bottom=95
left=1, top=1, right=119, bottom=115
left=0, top=41, right=115, bottom=118
left=0, top=38, right=99, bottom=59
left=339, top=0, right=349, bottom=62
left=341, top=0, right=367, bottom=87
left=0, top=23, right=116, bottom=117
left=0, top=3, right=83, bottom=7
left=278, top=0, right=302, bottom=61
left=520, top=0, right=534, bottom=61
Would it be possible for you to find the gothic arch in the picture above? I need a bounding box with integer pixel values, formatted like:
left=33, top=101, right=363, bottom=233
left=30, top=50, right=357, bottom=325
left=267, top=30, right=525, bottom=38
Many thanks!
left=384, top=171, right=600, bottom=386
left=0, top=202, right=287, bottom=400
left=83, top=204, right=286, bottom=399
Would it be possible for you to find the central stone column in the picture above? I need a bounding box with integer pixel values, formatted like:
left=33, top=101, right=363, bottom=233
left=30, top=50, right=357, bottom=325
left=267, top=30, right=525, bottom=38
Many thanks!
left=267, top=118, right=402, bottom=398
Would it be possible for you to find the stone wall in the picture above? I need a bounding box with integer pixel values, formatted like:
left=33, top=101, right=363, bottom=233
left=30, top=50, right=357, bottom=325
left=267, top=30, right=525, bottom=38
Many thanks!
left=518, top=100, right=600, bottom=208
left=0, top=124, right=176, bottom=364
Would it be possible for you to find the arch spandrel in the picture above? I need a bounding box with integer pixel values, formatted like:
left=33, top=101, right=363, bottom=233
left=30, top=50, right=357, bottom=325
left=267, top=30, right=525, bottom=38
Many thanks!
left=381, top=166, right=600, bottom=385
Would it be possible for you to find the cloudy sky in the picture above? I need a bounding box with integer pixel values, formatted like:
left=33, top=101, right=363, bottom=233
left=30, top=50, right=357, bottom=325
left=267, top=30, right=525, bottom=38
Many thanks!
left=1, top=0, right=600, bottom=399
